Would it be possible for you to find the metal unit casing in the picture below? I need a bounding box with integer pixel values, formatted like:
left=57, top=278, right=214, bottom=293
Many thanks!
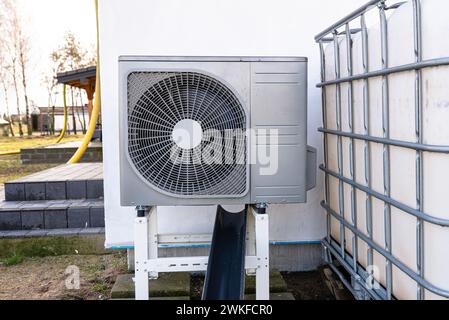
left=119, top=56, right=312, bottom=206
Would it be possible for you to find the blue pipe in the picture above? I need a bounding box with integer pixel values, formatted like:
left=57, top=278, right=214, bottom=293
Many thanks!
left=110, top=240, right=322, bottom=250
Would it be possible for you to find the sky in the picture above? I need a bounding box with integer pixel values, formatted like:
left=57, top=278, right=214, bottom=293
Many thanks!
left=0, top=0, right=96, bottom=115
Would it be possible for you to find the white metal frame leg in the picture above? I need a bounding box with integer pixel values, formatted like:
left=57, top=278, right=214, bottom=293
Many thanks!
left=253, top=207, right=270, bottom=300
left=246, top=209, right=257, bottom=276
left=134, top=207, right=150, bottom=300
left=148, top=207, right=158, bottom=279
left=133, top=205, right=270, bottom=301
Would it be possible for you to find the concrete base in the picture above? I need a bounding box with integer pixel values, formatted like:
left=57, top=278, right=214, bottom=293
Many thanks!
left=111, top=273, right=191, bottom=299
left=245, top=292, right=295, bottom=300
left=111, top=271, right=290, bottom=300
left=245, top=271, right=288, bottom=294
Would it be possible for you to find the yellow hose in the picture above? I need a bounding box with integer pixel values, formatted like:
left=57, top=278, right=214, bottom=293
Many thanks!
left=0, top=150, right=20, bottom=156
left=68, top=0, right=101, bottom=164
left=56, top=84, right=68, bottom=144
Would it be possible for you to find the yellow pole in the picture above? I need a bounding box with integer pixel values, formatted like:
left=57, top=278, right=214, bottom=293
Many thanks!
left=56, top=84, right=68, bottom=144
left=67, top=0, right=101, bottom=164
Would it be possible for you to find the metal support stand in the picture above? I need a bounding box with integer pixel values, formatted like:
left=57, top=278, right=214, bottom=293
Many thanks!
left=133, top=205, right=270, bottom=301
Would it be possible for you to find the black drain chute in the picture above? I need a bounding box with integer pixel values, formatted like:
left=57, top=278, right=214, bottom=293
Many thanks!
left=202, top=205, right=247, bottom=300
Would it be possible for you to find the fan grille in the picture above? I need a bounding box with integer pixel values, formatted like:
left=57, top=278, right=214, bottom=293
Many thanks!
left=127, top=72, right=247, bottom=197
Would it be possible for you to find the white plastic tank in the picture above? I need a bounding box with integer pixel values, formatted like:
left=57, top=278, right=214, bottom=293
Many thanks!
left=323, top=0, right=449, bottom=300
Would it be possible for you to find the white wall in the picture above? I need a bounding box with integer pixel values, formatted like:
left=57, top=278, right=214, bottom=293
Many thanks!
left=99, top=0, right=367, bottom=247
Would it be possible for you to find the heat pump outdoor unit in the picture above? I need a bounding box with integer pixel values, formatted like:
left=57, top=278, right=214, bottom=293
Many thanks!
left=119, top=56, right=316, bottom=206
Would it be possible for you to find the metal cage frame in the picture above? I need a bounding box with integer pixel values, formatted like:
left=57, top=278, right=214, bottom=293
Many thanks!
left=316, top=0, right=449, bottom=300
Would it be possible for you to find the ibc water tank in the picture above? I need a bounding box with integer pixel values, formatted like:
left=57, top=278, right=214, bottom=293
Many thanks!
left=321, top=0, right=449, bottom=300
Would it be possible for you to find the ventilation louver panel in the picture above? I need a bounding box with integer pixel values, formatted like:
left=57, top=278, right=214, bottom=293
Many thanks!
left=127, top=72, right=247, bottom=197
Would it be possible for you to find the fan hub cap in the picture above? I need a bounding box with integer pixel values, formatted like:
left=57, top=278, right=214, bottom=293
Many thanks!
left=172, top=119, right=203, bottom=150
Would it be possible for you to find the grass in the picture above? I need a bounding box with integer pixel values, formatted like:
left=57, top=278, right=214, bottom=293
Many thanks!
left=2, top=254, right=25, bottom=266
left=0, top=134, right=84, bottom=184
left=0, top=253, right=128, bottom=300
left=0, top=134, right=83, bottom=154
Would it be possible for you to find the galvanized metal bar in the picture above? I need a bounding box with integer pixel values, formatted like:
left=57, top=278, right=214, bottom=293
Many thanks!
left=317, top=57, right=449, bottom=87
left=379, top=4, right=393, bottom=300
left=334, top=31, right=346, bottom=260
left=320, top=41, right=332, bottom=244
left=346, top=22, right=359, bottom=274
left=324, top=238, right=387, bottom=300
left=361, top=12, right=374, bottom=281
left=321, top=202, right=449, bottom=298
left=318, top=128, right=449, bottom=154
left=412, top=0, right=425, bottom=300
left=315, top=0, right=383, bottom=41
left=320, top=166, right=449, bottom=228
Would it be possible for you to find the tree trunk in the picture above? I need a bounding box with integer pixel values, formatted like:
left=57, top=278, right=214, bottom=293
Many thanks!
left=51, top=105, right=55, bottom=135
left=11, top=64, right=23, bottom=136
left=19, top=51, right=32, bottom=136
left=70, top=87, right=77, bottom=135
left=79, top=89, right=87, bottom=134
left=1, top=81, right=15, bottom=137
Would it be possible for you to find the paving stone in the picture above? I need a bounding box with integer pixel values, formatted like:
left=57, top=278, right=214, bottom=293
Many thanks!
left=5, top=183, right=26, bottom=201
left=111, top=273, right=191, bottom=299
left=245, top=292, right=295, bottom=300
left=26, top=229, right=50, bottom=237
left=0, top=211, right=21, bottom=231
left=20, top=201, right=50, bottom=211
left=21, top=211, right=44, bottom=230
left=78, top=228, right=105, bottom=235
left=245, top=271, right=288, bottom=294
left=67, top=181, right=87, bottom=199
left=25, top=183, right=46, bottom=201
left=86, top=180, right=104, bottom=199
left=68, top=208, right=90, bottom=228
left=2, top=230, right=31, bottom=238
left=44, top=209, right=68, bottom=229
left=90, top=207, right=105, bottom=228
left=46, top=228, right=82, bottom=236
left=46, top=182, right=66, bottom=200
left=0, top=201, right=25, bottom=211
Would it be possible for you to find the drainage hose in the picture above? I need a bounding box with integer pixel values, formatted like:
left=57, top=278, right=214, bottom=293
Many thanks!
left=67, top=0, right=101, bottom=164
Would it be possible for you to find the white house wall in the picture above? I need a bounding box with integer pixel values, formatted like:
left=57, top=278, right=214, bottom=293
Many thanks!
left=99, top=0, right=367, bottom=247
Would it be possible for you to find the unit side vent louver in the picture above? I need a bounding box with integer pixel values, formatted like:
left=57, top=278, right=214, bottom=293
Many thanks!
left=127, top=72, right=247, bottom=197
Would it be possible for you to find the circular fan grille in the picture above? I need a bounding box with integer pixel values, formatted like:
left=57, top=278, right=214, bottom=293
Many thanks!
left=127, top=72, right=247, bottom=196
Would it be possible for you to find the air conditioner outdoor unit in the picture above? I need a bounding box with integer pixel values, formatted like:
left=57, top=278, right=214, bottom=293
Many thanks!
left=119, top=56, right=316, bottom=206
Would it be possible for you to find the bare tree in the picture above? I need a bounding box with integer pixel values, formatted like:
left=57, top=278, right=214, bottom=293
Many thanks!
left=0, top=4, right=14, bottom=138
left=51, top=32, right=94, bottom=136
left=1, top=0, right=24, bottom=136
left=0, top=62, right=14, bottom=136
left=17, top=27, right=32, bottom=136
left=9, top=1, right=32, bottom=135
left=77, top=88, right=86, bottom=133
left=42, top=73, right=59, bottom=135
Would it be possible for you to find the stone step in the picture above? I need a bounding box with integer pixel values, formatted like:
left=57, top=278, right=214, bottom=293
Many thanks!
left=0, top=199, right=104, bottom=231
left=4, top=163, right=103, bottom=201
left=0, top=227, right=105, bottom=239
left=20, top=141, right=102, bottom=165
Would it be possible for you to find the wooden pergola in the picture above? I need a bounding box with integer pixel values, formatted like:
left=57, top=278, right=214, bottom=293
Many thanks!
left=56, top=66, right=97, bottom=118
